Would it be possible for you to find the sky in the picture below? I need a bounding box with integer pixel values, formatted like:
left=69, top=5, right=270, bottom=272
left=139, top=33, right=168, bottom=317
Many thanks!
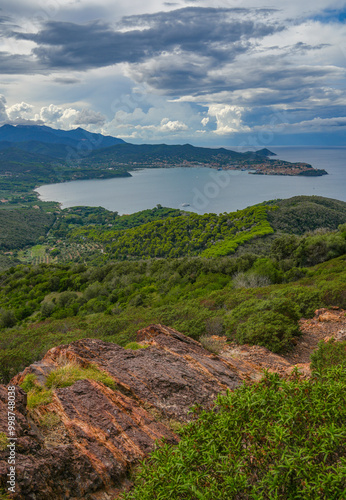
left=0, top=0, right=346, bottom=147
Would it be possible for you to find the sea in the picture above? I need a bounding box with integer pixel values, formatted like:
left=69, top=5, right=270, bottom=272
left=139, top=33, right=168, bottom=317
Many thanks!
left=35, top=147, right=346, bottom=215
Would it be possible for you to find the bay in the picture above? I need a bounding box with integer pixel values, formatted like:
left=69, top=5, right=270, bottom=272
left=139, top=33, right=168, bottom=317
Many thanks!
left=35, top=147, right=346, bottom=214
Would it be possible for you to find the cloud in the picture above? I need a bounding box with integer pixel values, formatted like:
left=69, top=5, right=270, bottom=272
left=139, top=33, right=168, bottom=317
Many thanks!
left=53, top=77, right=81, bottom=84
left=253, top=115, right=346, bottom=133
left=34, top=104, right=106, bottom=129
left=159, top=118, right=188, bottom=132
left=1, top=3, right=346, bottom=144
left=0, top=95, right=8, bottom=122
left=11, top=7, right=281, bottom=74
left=6, top=101, right=34, bottom=120
left=207, top=104, right=250, bottom=135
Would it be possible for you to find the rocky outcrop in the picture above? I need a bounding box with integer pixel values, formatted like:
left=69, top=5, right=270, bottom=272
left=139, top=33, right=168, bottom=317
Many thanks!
left=2, top=312, right=344, bottom=499
left=0, top=325, right=241, bottom=499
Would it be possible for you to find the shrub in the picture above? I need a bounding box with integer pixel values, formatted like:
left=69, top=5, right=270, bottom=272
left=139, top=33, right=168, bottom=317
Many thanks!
left=205, top=317, right=224, bottom=336
left=236, top=310, right=300, bottom=352
left=310, top=339, right=346, bottom=374
left=225, top=297, right=301, bottom=352
left=122, top=367, right=346, bottom=500
left=0, top=309, right=17, bottom=328
left=232, top=271, right=271, bottom=289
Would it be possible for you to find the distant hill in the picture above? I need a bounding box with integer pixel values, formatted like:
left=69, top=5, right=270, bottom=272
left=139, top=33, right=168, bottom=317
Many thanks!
left=0, top=124, right=125, bottom=158
left=0, top=125, right=274, bottom=164
left=81, top=142, right=272, bottom=167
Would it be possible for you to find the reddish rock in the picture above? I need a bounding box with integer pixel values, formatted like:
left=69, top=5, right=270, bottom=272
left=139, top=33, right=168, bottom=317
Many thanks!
left=1, top=325, right=242, bottom=499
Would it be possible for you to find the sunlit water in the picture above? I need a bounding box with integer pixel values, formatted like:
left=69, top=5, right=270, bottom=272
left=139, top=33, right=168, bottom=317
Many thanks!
left=36, top=147, right=346, bottom=214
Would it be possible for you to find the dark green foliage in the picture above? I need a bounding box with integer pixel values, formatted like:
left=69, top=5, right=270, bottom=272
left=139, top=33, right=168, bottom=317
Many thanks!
left=0, top=208, right=55, bottom=250
left=81, top=142, right=269, bottom=167
left=69, top=205, right=274, bottom=259
left=225, top=298, right=301, bottom=352
left=0, top=197, right=346, bottom=382
left=0, top=253, right=345, bottom=383
left=122, top=366, right=346, bottom=500
left=310, top=338, right=346, bottom=374
left=0, top=308, right=17, bottom=328
left=267, top=196, right=346, bottom=234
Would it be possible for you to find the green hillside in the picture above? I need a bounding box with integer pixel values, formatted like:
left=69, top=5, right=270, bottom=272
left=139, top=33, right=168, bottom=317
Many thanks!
left=0, top=194, right=345, bottom=498
left=267, top=196, right=346, bottom=234
left=0, top=208, right=55, bottom=250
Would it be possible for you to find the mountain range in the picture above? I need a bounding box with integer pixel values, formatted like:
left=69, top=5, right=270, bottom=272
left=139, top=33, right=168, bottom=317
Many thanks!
left=0, top=124, right=273, bottom=164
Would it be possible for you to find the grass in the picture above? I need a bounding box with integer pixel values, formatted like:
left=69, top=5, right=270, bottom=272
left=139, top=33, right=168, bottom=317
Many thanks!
left=19, top=373, right=53, bottom=409
left=124, top=342, right=149, bottom=350
left=39, top=413, right=61, bottom=428
left=45, top=361, right=116, bottom=390
left=27, top=387, right=53, bottom=409
left=0, top=432, right=9, bottom=451
left=20, top=362, right=117, bottom=409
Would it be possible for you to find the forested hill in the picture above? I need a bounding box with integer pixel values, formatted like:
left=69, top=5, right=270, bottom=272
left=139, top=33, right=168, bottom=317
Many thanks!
left=1, top=196, right=346, bottom=269
left=81, top=142, right=270, bottom=166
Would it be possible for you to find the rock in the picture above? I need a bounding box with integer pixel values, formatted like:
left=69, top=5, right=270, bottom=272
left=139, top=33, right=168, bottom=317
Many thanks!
left=1, top=325, right=242, bottom=499
left=335, top=329, right=346, bottom=341
left=318, top=311, right=342, bottom=322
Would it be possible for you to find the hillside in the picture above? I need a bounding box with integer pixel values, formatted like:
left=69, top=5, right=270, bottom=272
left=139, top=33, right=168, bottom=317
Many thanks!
left=0, top=317, right=345, bottom=499
left=0, top=126, right=327, bottom=179
left=0, top=124, right=124, bottom=150
left=0, top=194, right=345, bottom=499
left=81, top=142, right=326, bottom=176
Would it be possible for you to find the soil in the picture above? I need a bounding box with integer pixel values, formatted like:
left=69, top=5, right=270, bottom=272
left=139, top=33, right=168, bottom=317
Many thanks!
left=221, top=308, right=346, bottom=379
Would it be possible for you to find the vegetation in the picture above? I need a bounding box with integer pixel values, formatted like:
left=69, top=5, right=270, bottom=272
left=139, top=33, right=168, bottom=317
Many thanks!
left=122, top=366, right=346, bottom=500
left=45, top=361, right=116, bottom=389
left=20, top=363, right=117, bottom=410
left=267, top=196, right=346, bottom=234
left=124, top=342, right=149, bottom=350
left=0, top=248, right=345, bottom=382
left=67, top=205, right=275, bottom=259
left=39, top=413, right=61, bottom=428
left=0, top=194, right=345, bottom=380
left=310, top=338, right=346, bottom=374
left=199, top=335, right=226, bottom=354
left=0, top=433, right=8, bottom=452
left=20, top=374, right=52, bottom=408
left=0, top=208, right=55, bottom=250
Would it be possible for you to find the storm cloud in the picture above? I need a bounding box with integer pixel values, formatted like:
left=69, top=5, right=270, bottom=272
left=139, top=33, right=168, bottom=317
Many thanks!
left=12, top=8, right=282, bottom=71
left=0, top=2, right=346, bottom=144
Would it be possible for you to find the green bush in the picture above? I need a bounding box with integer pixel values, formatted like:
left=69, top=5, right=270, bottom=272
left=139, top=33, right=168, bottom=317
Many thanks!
left=236, top=310, right=300, bottom=352
left=310, top=339, right=346, bottom=374
left=0, top=309, right=17, bottom=328
left=225, top=297, right=301, bottom=352
left=122, top=366, right=346, bottom=500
